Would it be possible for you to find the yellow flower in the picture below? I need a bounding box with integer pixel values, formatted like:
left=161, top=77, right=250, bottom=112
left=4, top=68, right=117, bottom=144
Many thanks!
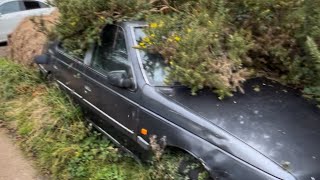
left=187, top=29, right=192, bottom=33
left=143, top=37, right=151, bottom=43
left=151, top=34, right=156, bottom=37
left=139, top=42, right=145, bottom=46
left=159, top=21, right=164, bottom=27
left=70, top=22, right=77, bottom=26
left=150, top=23, right=158, bottom=28
left=174, top=36, right=181, bottom=42
left=167, top=38, right=173, bottom=42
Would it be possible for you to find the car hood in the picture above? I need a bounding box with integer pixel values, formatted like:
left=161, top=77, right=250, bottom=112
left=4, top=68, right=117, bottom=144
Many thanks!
left=156, top=78, right=320, bottom=180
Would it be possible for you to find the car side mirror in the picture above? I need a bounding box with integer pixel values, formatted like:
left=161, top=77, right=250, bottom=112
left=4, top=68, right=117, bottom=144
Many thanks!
left=34, top=54, right=49, bottom=64
left=107, top=70, right=133, bottom=89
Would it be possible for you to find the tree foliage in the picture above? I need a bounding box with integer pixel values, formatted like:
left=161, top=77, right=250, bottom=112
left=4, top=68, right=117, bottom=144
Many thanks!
left=53, top=0, right=320, bottom=102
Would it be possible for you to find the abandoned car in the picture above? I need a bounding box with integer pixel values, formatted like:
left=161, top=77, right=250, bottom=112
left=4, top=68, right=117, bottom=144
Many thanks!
left=35, top=22, right=320, bottom=180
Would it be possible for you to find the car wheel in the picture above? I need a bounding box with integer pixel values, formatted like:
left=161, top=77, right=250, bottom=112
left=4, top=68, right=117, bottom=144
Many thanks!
left=39, top=70, right=53, bottom=82
left=177, top=152, right=212, bottom=180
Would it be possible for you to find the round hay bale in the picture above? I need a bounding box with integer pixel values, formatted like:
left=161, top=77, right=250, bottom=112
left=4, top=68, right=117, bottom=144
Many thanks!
left=8, top=10, right=59, bottom=66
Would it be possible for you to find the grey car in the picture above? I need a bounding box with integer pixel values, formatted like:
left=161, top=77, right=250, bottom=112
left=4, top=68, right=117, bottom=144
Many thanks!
left=35, top=21, right=320, bottom=180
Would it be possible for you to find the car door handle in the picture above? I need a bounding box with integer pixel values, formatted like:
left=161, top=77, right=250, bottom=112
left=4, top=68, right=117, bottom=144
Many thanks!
left=84, top=85, right=92, bottom=93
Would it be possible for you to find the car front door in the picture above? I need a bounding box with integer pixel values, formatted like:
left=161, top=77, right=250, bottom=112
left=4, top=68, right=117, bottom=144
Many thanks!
left=53, top=44, right=86, bottom=102
left=81, top=25, right=139, bottom=138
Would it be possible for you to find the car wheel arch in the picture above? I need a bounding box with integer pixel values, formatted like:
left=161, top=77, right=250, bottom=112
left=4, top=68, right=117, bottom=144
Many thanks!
left=162, top=145, right=214, bottom=179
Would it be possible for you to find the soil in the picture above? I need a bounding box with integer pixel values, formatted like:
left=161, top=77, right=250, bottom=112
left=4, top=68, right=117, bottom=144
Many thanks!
left=8, top=10, right=59, bottom=66
left=0, top=127, right=41, bottom=180
left=0, top=46, right=7, bottom=58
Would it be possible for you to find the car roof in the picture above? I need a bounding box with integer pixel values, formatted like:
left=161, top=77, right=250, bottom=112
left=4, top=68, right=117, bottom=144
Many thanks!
left=0, top=0, right=48, bottom=3
left=121, top=21, right=147, bottom=28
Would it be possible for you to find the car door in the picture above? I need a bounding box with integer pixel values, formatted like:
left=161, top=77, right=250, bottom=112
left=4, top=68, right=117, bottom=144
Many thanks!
left=53, top=43, right=86, bottom=102
left=0, top=1, right=24, bottom=42
left=81, top=25, right=139, bottom=138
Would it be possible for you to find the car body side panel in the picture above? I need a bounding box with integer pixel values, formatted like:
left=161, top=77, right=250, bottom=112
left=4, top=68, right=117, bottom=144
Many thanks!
left=0, top=11, right=25, bottom=42
left=52, top=47, right=85, bottom=101
left=80, top=66, right=139, bottom=137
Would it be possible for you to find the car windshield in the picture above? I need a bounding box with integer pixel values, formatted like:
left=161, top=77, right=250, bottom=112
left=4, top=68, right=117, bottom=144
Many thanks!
left=134, top=27, right=169, bottom=86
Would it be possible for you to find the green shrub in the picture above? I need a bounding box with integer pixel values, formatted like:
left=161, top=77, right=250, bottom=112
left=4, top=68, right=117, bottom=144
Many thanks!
left=52, top=0, right=320, bottom=101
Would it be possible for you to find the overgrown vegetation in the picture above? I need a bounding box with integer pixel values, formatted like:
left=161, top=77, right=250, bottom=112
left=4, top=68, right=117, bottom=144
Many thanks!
left=0, top=58, right=145, bottom=179
left=53, top=0, right=320, bottom=103
left=0, top=59, right=208, bottom=179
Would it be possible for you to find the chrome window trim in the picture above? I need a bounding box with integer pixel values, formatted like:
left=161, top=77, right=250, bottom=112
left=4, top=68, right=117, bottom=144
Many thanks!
left=55, top=45, right=84, bottom=65
left=130, top=25, right=151, bottom=86
left=82, top=99, right=135, bottom=135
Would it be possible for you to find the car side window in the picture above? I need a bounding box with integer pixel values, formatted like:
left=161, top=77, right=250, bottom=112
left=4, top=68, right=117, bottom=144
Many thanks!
left=0, top=1, right=22, bottom=15
left=23, top=1, right=48, bottom=10
left=92, top=25, right=132, bottom=77
left=57, top=43, right=84, bottom=62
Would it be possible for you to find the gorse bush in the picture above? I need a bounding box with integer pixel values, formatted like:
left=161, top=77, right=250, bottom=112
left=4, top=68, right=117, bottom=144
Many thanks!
left=53, top=0, right=320, bottom=102
left=142, top=0, right=254, bottom=98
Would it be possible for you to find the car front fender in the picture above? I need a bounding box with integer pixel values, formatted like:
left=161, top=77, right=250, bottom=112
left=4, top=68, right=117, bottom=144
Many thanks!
left=137, top=107, right=294, bottom=180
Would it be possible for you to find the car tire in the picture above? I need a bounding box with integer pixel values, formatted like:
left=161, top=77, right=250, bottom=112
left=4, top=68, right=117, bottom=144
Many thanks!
left=177, top=152, right=213, bottom=180
left=39, top=70, right=53, bottom=82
